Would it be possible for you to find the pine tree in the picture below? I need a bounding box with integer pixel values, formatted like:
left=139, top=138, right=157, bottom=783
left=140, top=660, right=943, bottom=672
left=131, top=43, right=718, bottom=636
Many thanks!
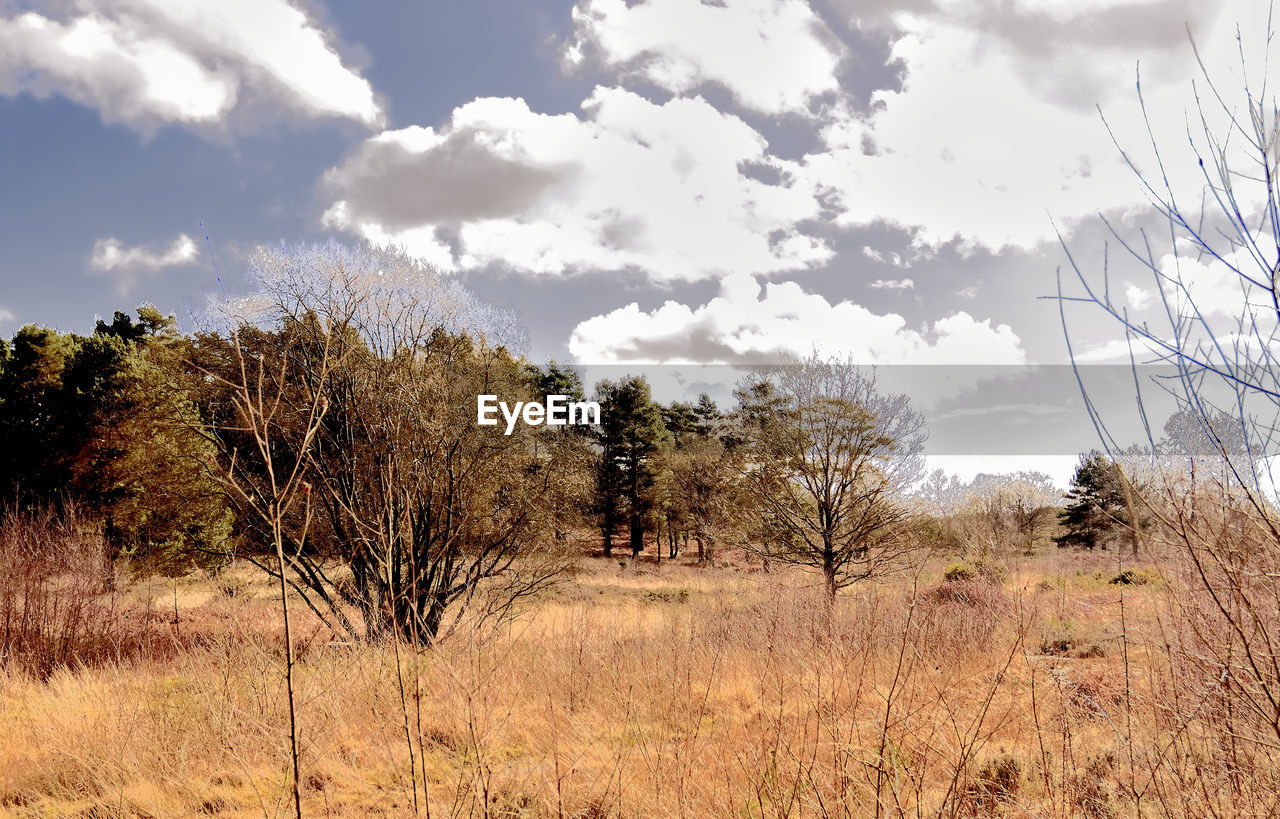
left=593, top=377, right=668, bottom=557
left=1054, top=451, right=1137, bottom=551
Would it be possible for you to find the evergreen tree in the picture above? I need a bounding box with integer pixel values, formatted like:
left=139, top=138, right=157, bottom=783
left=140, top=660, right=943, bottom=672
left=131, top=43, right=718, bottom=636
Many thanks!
left=593, top=377, right=668, bottom=557
left=0, top=308, right=232, bottom=576
left=524, top=361, right=594, bottom=542
left=0, top=324, right=79, bottom=495
left=1054, top=451, right=1138, bottom=551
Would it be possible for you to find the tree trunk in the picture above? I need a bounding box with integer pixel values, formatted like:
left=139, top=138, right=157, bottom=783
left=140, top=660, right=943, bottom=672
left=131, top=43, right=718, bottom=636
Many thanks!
left=630, top=512, right=643, bottom=556
left=823, top=544, right=838, bottom=599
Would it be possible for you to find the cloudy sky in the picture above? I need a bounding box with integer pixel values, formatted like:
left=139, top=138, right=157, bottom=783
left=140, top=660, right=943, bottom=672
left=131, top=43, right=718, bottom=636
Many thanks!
left=0, top=0, right=1269, bottom=382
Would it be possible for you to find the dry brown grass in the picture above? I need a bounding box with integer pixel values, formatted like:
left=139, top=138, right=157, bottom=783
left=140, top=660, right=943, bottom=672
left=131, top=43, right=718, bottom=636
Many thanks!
left=0, top=547, right=1274, bottom=817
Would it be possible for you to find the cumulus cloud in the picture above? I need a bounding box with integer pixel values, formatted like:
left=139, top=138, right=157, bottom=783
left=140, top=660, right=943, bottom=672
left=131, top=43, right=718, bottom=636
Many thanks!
left=568, top=273, right=1025, bottom=364
left=90, top=233, right=198, bottom=293
left=798, top=0, right=1263, bottom=253
left=1072, top=242, right=1267, bottom=363
left=0, top=1, right=382, bottom=133
left=322, top=88, right=831, bottom=281
left=565, top=0, right=844, bottom=116
left=1125, top=282, right=1153, bottom=311
left=835, top=0, right=1214, bottom=99
left=0, top=304, right=14, bottom=324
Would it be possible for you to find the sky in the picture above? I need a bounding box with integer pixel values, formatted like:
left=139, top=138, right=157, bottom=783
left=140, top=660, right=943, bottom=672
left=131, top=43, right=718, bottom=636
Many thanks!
left=0, top=0, right=1273, bottom=486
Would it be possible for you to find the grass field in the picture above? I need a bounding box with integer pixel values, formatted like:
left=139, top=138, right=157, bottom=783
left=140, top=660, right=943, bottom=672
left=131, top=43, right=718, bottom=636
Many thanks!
left=0, top=546, right=1271, bottom=817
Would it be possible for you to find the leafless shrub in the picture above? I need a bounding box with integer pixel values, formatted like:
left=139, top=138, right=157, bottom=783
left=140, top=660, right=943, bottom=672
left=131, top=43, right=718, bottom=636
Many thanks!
left=0, top=504, right=162, bottom=678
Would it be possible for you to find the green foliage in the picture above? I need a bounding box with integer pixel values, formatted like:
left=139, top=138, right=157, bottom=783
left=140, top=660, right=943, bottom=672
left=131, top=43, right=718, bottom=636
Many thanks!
left=943, top=561, right=977, bottom=583
left=197, top=303, right=568, bottom=642
left=1054, top=451, right=1140, bottom=551
left=0, top=324, right=79, bottom=494
left=0, top=308, right=232, bottom=576
left=593, top=376, right=669, bottom=556
left=527, top=359, right=587, bottom=404
left=650, top=393, right=735, bottom=562
left=523, top=361, right=595, bottom=540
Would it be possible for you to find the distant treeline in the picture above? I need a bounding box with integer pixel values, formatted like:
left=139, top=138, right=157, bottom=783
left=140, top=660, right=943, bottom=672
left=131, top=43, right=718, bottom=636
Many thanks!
left=0, top=244, right=1153, bottom=641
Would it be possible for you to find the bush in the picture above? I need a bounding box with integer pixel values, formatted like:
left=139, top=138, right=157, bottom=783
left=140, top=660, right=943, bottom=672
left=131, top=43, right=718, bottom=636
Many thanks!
left=642, top=587, right=691, bottom=604
left=968, top=752, right=1022, bottom=807
left=943, top=561, right=977, bottom=583
left=945, top=559, right=1008, bottom=585
left=973, top=559, right=1009, bottom=584
left=1109, top=568, right=1161, bottom=586
left=916, top=578, right=1012, bottom=656
left=1037, top=617, right=1106, bottom=659
left=0, top=504, right=163, bottom=679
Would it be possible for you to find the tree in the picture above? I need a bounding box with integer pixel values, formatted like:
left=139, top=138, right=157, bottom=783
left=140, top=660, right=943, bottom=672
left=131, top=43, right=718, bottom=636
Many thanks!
left=199, top=241, right=566, bottom=644
left=0, top=310, right=231, bottom=577
left=734, top=354, right=927, bottom=598
left=593, top=376, right=668, bottom=557
left=0, top=325, right=77, bottom=496
left=653, top=394, right=738, bottom=562
left=1053, top=453, right=1138, bottom=552
left=525, top=361, right=595, bottom=545
left=959, top=471, right=1060, bottom=556
left=66, top=309, right=231, bottom=576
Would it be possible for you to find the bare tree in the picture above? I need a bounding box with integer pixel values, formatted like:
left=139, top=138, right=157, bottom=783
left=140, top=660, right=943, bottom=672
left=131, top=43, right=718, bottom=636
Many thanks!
left=733, top=353, right=927, bottom=597
left=198, top=242, right=569, bottom=645
left=956, top=472, right=1061, bottom=556
left=208, top=331, right=339, bottom=818
left=1059, top=8, right=1280, bottom=747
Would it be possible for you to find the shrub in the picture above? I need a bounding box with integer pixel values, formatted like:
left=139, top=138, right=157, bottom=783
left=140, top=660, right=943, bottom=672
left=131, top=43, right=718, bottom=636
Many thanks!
left=0, top=504, right=162, bottom=678
left=972, top=559, right=1009, bottom=584
left=1108, top=568, right=1161, bottom=586
left=968, top=752, right=1022, bottom=807
left=946, top=559, right=1008, bottom=585
left=642, top=587, right=691, bottom=604
left=943, top=561, right=977, bottom=583
left=1037, top=617, right=1106, bottom=659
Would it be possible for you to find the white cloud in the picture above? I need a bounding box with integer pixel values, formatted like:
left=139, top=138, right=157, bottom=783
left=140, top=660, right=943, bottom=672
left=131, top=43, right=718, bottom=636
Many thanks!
left=869, top=277, right=914, bottom=290
left=1125, top=282, right=1153, bottom=311
left=862, top=246, right=914, bottom=268
left=1073, top=243, right=1268, bottom=363
left=801, top=0, right=1264, bottom=253
left=568, top=273, right=1026, bottom=364
left=90, top=233, right=198, bottom=293
left=1157, top=249, right=1257, bottom=319
left=1072, top=337, right=1151, bottom=363
left=0, top=304, right=14, bottom=324
left=323, top=88, right=831, bottom=282
left=0, top=1, right=382, bottom=133
left=566, top=0, right=843, bottom=116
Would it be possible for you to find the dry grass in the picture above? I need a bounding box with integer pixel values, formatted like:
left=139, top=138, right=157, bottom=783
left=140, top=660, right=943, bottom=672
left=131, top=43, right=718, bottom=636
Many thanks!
left=0, top=547, right=1274, bottom=817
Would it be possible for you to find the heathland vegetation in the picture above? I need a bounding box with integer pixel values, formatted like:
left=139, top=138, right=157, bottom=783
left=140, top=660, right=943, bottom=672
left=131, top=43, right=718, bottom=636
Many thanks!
left=1, top=242, right=1278, bottom=817
left=7, top=20, right=1280, bottom=815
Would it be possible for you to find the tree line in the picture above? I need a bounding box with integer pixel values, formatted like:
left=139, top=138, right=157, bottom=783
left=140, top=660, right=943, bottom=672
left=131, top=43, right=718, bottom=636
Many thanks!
left=0, top=242, right=1158, bottom=643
